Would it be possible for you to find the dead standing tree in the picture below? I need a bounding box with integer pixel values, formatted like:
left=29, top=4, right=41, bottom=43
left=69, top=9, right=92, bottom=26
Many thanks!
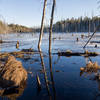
left=49, top=0, right=56, bottom=53
left=38, top=0, right=47, bottom=50
left=83, top=25, right=100, bottom=48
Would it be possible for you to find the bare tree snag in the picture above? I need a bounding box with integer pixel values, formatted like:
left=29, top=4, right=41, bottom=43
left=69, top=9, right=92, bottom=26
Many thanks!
left=83, top=25, right=100, bottom=48
left=38, top=0, right=47, bottom=50
left=49, top=0, right=56, bottom=53
left=88, top=19, right=90, bottom=37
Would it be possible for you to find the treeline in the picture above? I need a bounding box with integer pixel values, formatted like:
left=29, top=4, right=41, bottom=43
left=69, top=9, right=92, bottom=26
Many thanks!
left=1, top=16, right=100, bottom=34
left=34, top=16, right=100, bottom=33
left=0, top=20, right=34, bottom=34
left=8, top=24, right=33, bottom=33
left=53, top=16, right=100, bottom=32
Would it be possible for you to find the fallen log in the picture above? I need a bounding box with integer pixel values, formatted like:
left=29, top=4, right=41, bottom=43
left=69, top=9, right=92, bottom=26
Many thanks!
left=90, top=41, right=100, bottom=43
left=0, top=48, right=38, bottom=61
left=57, top=50, right=99, bottom=57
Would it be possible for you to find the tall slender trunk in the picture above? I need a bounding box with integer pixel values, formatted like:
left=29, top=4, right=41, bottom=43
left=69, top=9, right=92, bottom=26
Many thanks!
left=38, top=0, right=47, bottom=50
left=88, top=20, right=90, bottom=36
left=94, top=23, right=95, bottom=32
left=49, top=0, right=56, bottom=53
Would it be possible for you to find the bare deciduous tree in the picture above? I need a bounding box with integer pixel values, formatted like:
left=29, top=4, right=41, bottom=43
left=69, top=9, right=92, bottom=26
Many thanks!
left=49, top=0, right=56, bottom=53
left=38, top=0, right=47, bottom=50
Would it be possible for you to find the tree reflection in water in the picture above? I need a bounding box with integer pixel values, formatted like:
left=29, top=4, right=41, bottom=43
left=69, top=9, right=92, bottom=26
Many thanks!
left=38, top=47, right=56, bottom=100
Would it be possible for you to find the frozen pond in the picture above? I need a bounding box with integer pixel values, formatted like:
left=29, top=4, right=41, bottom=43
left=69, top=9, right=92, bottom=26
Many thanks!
left=0, top=32, right=100, bottom=100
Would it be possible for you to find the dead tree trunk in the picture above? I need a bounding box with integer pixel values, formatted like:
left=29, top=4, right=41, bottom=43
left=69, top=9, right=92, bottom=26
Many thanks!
left=88, top=19, right=90, bottom=37
left=83, top=25, right=100, bottom=48
left=49, top=0, right=56, bottom=53
left=38, top=0, right=47, bottom=50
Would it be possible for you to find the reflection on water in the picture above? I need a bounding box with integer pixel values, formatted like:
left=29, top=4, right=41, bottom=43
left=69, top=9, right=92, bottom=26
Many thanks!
left=1, top=33, right=100, bottom=100
left=0, top=81, right=26, bottom=100
left=38, top=48, right=56, bottom=100
left=39, top=49, right=51, bottom=97
left=49, top=52, right=56, bottom=100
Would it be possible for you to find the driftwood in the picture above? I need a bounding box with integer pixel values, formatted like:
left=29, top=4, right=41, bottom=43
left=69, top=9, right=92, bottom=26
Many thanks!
left=36, top=74, right=41, bottom=90
left=0, top=40, right=16, bottom=44
left=21, top=48, right=35, bottom=52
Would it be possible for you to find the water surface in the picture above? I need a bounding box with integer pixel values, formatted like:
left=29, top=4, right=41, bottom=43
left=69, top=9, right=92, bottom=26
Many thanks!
left=0, top=32, right=100, bottom=100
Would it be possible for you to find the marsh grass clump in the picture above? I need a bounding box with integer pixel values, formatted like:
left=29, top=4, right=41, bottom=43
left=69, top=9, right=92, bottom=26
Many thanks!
left=80, top=61, right=100, bottom=82
left=80, top=61, right=100, bottom=74
left=0, top=56, right=27, bottom=88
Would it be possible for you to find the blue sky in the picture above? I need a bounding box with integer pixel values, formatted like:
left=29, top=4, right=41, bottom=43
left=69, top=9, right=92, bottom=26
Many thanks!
left=0, top=0, right=99, bottom=27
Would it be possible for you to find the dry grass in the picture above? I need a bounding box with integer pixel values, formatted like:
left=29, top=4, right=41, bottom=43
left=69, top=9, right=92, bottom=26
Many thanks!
left=0, top=56, right=27, bottom=87
left=80, top=61, right=100, bottom=74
